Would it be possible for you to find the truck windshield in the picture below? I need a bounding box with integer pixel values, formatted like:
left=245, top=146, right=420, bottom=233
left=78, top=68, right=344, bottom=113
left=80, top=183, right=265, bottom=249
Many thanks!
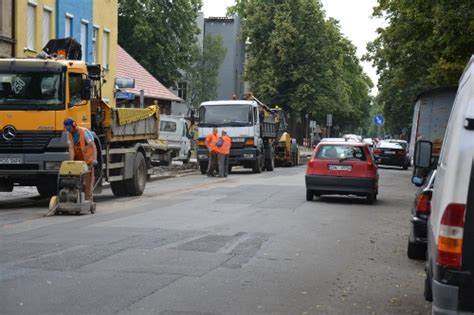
left=0, top=72, right=64, bottom=110
left=199, top=105, right=253, bottom=127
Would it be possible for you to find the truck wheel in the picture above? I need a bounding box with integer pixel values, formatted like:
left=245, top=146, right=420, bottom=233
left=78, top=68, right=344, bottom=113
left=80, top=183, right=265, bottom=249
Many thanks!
left=265, top=152, right=275, bottom=171
left=126, top=153, right=147, bottom=196
left=252, top=157, right=262, bottom=173
left=184, top=151, right=192, bottom=164
left=199, top=162, right=208, bottom=175
left=37, top=178, right=57, bottom=198
left=110, top=181, right=129, bottom=197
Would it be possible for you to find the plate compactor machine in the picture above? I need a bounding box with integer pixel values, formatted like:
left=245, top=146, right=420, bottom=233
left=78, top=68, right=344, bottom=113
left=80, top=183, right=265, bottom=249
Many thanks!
left=47, top=161, right=96, bottom=216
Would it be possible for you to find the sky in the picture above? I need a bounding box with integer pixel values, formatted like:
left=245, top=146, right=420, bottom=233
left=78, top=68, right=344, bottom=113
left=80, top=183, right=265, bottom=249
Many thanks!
left=201, top=0, right=384, bottom=94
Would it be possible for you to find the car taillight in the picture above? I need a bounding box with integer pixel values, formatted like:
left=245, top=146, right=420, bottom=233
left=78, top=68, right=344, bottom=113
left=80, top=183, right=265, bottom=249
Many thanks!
left=437, top=203, right=466, bottom=269
left=307, top=160, right=316, bottom=170
left=415, top=194, right=431, bottom=214
left=397, top=149, right=407, bottom=156
left=373, top=149, right=382, bottom=155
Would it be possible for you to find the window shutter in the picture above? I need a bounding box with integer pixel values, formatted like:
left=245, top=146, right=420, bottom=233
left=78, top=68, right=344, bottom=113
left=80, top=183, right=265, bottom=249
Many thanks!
left=27, top=5, right=35, bottom=50
left=43, top=10, right=50, bottom=47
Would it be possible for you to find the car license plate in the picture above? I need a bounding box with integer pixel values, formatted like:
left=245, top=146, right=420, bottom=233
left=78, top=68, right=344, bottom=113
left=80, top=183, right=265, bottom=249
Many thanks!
left=384, top=151, right=396, bottom=155
left=0, top=157, right=23, bottom=164
left=328, top=164, right=352, bottom=171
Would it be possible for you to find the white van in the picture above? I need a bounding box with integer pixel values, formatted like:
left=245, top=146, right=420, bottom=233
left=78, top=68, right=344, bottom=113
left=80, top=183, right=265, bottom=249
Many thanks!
left=414, top=56, right=474, bottom=314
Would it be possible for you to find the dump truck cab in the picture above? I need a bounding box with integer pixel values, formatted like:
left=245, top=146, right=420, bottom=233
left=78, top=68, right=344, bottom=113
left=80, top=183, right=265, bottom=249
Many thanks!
left=0, top=57, right=95, bottom=195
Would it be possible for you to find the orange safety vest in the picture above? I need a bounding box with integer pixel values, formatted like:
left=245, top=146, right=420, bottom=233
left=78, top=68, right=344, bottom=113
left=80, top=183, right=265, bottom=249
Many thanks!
left=206, top=133, right=219, bottom=152
left=222, top=135, right=231, bottom=155
left=67, top=127, right=95, bottom=166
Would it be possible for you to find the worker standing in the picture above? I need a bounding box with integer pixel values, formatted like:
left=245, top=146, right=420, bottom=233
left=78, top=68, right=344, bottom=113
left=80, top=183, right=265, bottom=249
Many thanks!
left=216, top=130, right=231, bottom=178
left=205, top=127, right=219, bottom=177
left=64, top=118, right=98, bottom=200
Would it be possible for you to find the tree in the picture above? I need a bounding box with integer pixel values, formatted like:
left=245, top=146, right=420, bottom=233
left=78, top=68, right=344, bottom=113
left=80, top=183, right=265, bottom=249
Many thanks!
left=365, top=1, right=474, bottom=134
left=232, top=0, right=372, bottom=133
left=185, top=34, right=227, bottom=108
left=118, top=0, right=202, bottom=87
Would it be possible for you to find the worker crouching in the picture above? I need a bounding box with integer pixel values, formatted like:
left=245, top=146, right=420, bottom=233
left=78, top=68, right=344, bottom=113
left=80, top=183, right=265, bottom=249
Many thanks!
left=64, top=118, right=98, bottom=200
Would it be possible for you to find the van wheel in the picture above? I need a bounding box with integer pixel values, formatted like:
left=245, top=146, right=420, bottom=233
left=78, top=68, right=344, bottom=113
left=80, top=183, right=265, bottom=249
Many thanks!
left=199, top=162, right=208, bottom=175
left=126, top=153, right=147, bottom=196
left=110, top=180, right=129, bottom=197
left=407, top=240, right=426, bottom=260
left=306, top=190, right=314, bottom=201
left=424, top=267, right=433, bottom=301
left=366, top=193, right=375, bottom=204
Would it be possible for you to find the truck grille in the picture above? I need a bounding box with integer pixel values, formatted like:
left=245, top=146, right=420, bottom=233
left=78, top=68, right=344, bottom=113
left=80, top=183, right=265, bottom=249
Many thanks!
left=0, top=131, right=59, bottom=152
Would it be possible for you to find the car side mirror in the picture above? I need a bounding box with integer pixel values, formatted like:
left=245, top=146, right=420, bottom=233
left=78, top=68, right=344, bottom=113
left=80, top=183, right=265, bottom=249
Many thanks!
left=412, top=176, right=425, bottom=187
left=414, top=140, right=432, bottom=169
left=81, top=79, right=92, bottom=101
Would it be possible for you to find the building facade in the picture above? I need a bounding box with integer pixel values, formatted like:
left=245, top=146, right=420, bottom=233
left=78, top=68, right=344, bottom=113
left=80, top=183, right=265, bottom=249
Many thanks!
left=92, top=0, right=118, bottom=105
left=13, top=0, right=117, bottom=105
left=15, top=0, right=56, bottom=57
left=56, top=0, right=93, bottom=63
left=0, top=0, right=15, bottom=57
left=204, top=15, right=245, bottom=100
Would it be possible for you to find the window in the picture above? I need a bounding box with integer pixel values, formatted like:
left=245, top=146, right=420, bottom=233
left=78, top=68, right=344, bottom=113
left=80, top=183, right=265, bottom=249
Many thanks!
left=27, top=4, right=36, bottom=50
left=69, top=73, right=83, bottom=107
left=177, top=82, right=188, bottom=101
left=80, top=22, right=88, bottom=61
left=42, top=9, right=51, bottom=47
left=102, top=30, right=110, bottom=69
left=64, top=15, right=72, bottom=37
left=316, top=145, right=366, bottom=161
left=92, top=26, right=99, bottom=64
left=160, top=121, right=177, bottom=133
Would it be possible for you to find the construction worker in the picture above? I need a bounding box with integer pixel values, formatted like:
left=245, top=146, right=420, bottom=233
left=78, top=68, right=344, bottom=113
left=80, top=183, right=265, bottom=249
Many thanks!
left=205, top=127, right=219, bottom=177
left=64, top=118, right=98, bottom=200
left=216, top=130, right=232, bottom=178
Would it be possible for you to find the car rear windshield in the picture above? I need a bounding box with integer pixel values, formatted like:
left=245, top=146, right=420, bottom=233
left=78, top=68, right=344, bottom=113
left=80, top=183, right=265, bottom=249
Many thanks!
left=316, top=145, right=366, bottom=161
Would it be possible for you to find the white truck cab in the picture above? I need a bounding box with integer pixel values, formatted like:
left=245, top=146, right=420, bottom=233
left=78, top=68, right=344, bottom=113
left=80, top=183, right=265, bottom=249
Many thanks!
left=196, top=100, right=276, bottom=174
left=414, top=56, right=474, bottom=314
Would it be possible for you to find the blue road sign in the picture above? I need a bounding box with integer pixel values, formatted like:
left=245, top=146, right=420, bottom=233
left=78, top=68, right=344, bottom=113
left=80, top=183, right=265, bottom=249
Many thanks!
left=116, top=92, right=136, bottom=100
left=373, top=115, right=385, bottom=126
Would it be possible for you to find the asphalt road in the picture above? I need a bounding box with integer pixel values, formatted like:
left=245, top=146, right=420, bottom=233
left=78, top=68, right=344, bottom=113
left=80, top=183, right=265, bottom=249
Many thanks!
left=0, top=166, right=431, bottom=315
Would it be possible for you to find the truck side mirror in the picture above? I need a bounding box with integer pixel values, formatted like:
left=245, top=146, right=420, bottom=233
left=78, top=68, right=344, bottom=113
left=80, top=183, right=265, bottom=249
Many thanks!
left=414, top=140, right=432, bottom=169
left=82, top=79, right=92, bottom=101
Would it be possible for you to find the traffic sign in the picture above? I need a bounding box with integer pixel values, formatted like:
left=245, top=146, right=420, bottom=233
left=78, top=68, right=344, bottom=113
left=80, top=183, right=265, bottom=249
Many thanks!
left=373, top=115, right=385, bottom=126
left=116, top=92, right=136, bottom=100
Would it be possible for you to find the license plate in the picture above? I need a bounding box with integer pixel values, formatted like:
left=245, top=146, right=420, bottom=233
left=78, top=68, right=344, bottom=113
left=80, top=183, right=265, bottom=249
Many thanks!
left=0, top=158, right=23, bottom=164
left=328, top=164, right=352, bottom=171
left=384, top=151, right=396, bottom=155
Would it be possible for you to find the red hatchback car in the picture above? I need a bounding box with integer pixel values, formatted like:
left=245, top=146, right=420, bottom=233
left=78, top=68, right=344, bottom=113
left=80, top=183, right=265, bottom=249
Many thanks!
left=305, top=141, right=379, bottom=204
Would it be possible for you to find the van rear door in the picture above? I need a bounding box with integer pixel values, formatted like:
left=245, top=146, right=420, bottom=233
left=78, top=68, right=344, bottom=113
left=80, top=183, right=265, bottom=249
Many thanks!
left=459, top=157, right=474, bottom=311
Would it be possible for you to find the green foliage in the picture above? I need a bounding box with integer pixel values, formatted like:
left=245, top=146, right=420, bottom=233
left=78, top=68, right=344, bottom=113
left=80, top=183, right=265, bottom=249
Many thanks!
left=118, top=0, right=203, bottom=87
left=185, top=34, right=227, bottom=108
left=365, top=0, right=474, bottom=134
left=235, top=0, right=372, bottom=132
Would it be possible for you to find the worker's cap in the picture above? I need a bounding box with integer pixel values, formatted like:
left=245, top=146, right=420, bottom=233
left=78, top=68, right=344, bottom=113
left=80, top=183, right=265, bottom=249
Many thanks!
left=63, top=117, right=75, bottom=129
left=222, top=129, right=227, bottom=134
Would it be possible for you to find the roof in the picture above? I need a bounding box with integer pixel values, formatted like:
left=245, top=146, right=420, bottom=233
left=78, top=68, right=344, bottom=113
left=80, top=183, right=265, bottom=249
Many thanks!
left=319, top=139, right=366, bottom=146
left=116, top=46, right=182, bottom=102
left=200, top=100, right=256, bottom=106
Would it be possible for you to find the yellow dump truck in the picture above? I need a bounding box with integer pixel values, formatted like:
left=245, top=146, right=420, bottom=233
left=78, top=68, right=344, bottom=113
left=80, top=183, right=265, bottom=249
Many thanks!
left=0, top=39, right=159, bottom=197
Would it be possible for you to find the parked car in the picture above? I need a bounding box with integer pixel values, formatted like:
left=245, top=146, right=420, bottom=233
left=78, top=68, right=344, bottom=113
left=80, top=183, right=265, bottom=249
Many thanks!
left=407, top=170, right=436, bottom=260
left=373, top=141, right=410, bottom=170
left=305, top=141, right=378, bottom=204
left=414, top=57, right=474, bottom=312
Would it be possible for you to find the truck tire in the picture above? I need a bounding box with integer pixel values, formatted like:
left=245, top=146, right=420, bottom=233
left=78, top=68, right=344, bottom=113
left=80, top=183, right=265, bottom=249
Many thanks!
left=126, top=153, right=147, bottom=196
left=37, top=178, right=57, bottom=198
left=110, top=180, right=129, bottom=197
left=199, top=162, right=208, bottom=175
left=265, top=148, right=275, bottom=171
left=252, top=156, right=262, bottom=173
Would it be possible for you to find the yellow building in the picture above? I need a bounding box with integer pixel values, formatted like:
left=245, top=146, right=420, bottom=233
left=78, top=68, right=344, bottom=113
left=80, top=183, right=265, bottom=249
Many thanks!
left=15, top=0, right=56, bottom=57
left=93, top=0, right=118, bottom=106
